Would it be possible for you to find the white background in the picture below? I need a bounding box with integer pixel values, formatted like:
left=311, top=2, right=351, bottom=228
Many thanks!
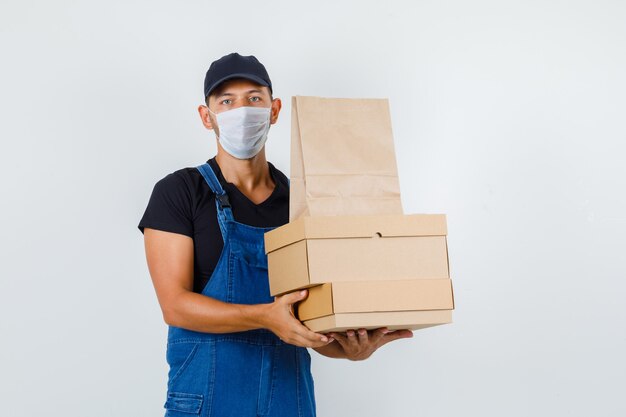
left=1, top=1, right=625, bottom=416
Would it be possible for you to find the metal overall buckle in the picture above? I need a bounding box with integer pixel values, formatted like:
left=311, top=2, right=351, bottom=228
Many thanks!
left=217, top=193, right=231, bottom=209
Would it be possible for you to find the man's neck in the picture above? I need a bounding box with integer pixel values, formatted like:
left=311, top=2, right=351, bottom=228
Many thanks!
left=214, top=146, right=274, bottom=193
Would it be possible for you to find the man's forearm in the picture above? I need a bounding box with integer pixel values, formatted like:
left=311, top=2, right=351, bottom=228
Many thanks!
left=162, top=290, right=270, bottom=333
left=160, top=289, right=332, bottom=348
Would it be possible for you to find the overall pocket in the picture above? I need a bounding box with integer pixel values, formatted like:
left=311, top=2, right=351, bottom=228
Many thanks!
left=228, top=251, right=273, bottom=305
left=164, top=391, right=203, bottom=416
left=166, top=342, right=200, bottom=389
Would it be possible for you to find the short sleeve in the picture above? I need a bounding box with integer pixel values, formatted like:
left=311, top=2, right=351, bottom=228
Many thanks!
left=138, top=173, right=194, bottom=237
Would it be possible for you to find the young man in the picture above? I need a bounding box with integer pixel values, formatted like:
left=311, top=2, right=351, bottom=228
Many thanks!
left=138, top=52, right=413, bottom=417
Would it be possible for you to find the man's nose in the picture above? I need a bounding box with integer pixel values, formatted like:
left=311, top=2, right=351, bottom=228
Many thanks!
left=230, top=100, right=245, bottom=110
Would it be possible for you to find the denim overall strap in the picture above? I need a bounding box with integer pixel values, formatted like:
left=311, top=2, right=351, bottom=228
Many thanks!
left=164, top=163, right=316, bottom=417
left=196, top=163, right=234, bottom=237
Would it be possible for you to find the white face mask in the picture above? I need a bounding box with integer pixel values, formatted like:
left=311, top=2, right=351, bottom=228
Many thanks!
left=209, top=106, right=271, bottom=159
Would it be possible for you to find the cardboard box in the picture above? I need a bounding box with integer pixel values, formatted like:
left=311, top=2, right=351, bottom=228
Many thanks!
left=296, top=279, right=454, bottom=322
left=303, top=310, right=453, bottom=333
left=264, top=214, right=449, bottom=296
left=266, top=96, right=455, bottom=334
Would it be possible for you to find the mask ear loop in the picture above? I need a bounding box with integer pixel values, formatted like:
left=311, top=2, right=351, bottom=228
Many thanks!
left=206, top=107, right=221, bottom=139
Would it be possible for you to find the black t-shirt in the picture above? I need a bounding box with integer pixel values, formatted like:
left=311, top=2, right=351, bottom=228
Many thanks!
left=138, top=157, right=289, bottom=293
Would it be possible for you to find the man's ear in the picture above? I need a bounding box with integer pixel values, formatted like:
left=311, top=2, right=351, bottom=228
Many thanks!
left=198, top=105, right=214, bottom=130
left=270, top=97, right=282, bottom=125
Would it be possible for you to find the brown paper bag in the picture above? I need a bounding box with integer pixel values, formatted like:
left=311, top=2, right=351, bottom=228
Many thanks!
left=290, top=96, right=403, bottom=221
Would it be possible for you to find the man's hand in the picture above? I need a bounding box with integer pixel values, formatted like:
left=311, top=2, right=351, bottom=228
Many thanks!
left=325, top=328, right=413, bottom=361
left=262, top=289, right=334, bottom=349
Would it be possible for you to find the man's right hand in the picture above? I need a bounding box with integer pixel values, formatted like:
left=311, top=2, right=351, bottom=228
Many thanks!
left=262, top=289, right=333, bottom=348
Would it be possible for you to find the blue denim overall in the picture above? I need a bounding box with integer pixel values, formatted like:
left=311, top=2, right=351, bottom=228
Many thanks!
left=163, top=163, right=316, bottom=417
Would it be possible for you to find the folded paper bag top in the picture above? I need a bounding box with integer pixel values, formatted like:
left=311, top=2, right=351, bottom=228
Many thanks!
left=290, top=96, right=403, bottom=221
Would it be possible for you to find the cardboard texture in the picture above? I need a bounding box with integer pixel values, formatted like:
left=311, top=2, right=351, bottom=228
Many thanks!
left=264, top=95, right=454, bottom=333
left=265, top=214, right=450, bottom=297
left=296, top=279, right=454, bottom=322
left=303, top=310, right=453, bottom=333
left=265, top=213, right=448, bottom=253
left=290, top=96, right=403, bottom=221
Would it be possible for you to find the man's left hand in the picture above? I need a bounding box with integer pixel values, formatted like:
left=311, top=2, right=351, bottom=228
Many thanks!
left=327, top=328, right=413, bottom=361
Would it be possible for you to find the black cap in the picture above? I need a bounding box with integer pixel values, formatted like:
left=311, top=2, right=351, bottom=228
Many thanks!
left=203, top=53, right=272, bottom=99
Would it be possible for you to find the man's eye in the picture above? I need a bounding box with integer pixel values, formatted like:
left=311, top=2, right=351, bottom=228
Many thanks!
left=221, top=99, right=232, bottom=105
left=249, top=97, right=261, bottom=102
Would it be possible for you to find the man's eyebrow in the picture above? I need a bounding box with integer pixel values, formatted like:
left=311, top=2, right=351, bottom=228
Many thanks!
left=216, top=89, right=264, bottom=99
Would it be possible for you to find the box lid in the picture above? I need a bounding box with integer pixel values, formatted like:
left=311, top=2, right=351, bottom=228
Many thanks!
left=264, top=213, right=447, bottom=254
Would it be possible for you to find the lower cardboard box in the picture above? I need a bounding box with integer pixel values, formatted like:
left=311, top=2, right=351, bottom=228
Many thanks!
left=296, top=279, right=455, bottom=333
left=302, top=310, right=453, bottom=333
